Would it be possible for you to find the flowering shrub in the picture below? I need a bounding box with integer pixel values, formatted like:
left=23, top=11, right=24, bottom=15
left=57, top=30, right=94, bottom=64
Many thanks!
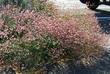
left=0, top=6, right=107, bottom=73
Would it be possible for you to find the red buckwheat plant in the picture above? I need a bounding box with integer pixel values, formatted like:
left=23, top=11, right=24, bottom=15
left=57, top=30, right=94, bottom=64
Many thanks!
left=0, top=5, right=108, bottom=72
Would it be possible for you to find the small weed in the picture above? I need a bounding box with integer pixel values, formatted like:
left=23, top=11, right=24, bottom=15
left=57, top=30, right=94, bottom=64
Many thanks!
left=2, top=14, right=16, bottom=29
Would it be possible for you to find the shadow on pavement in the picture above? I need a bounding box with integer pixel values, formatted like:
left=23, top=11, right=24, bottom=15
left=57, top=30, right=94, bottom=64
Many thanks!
left=47, top=51, right=110, bottom=74
left=95, top=9, right=110, bottom=34
left=72, top=51, right=110, bottom=74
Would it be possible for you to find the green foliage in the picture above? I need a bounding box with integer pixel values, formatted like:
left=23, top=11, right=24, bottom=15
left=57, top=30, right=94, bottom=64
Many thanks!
left=0, top=0, right=48, bottom=12
left=0, top=0, right=24, bottom=6
left=0, top=37, right=7, bottom=44
left=2, top=14, right=16, bottom=29
left=2, top=34, right=60, bottom=69
left=31, top=0, right=47, bottom=12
